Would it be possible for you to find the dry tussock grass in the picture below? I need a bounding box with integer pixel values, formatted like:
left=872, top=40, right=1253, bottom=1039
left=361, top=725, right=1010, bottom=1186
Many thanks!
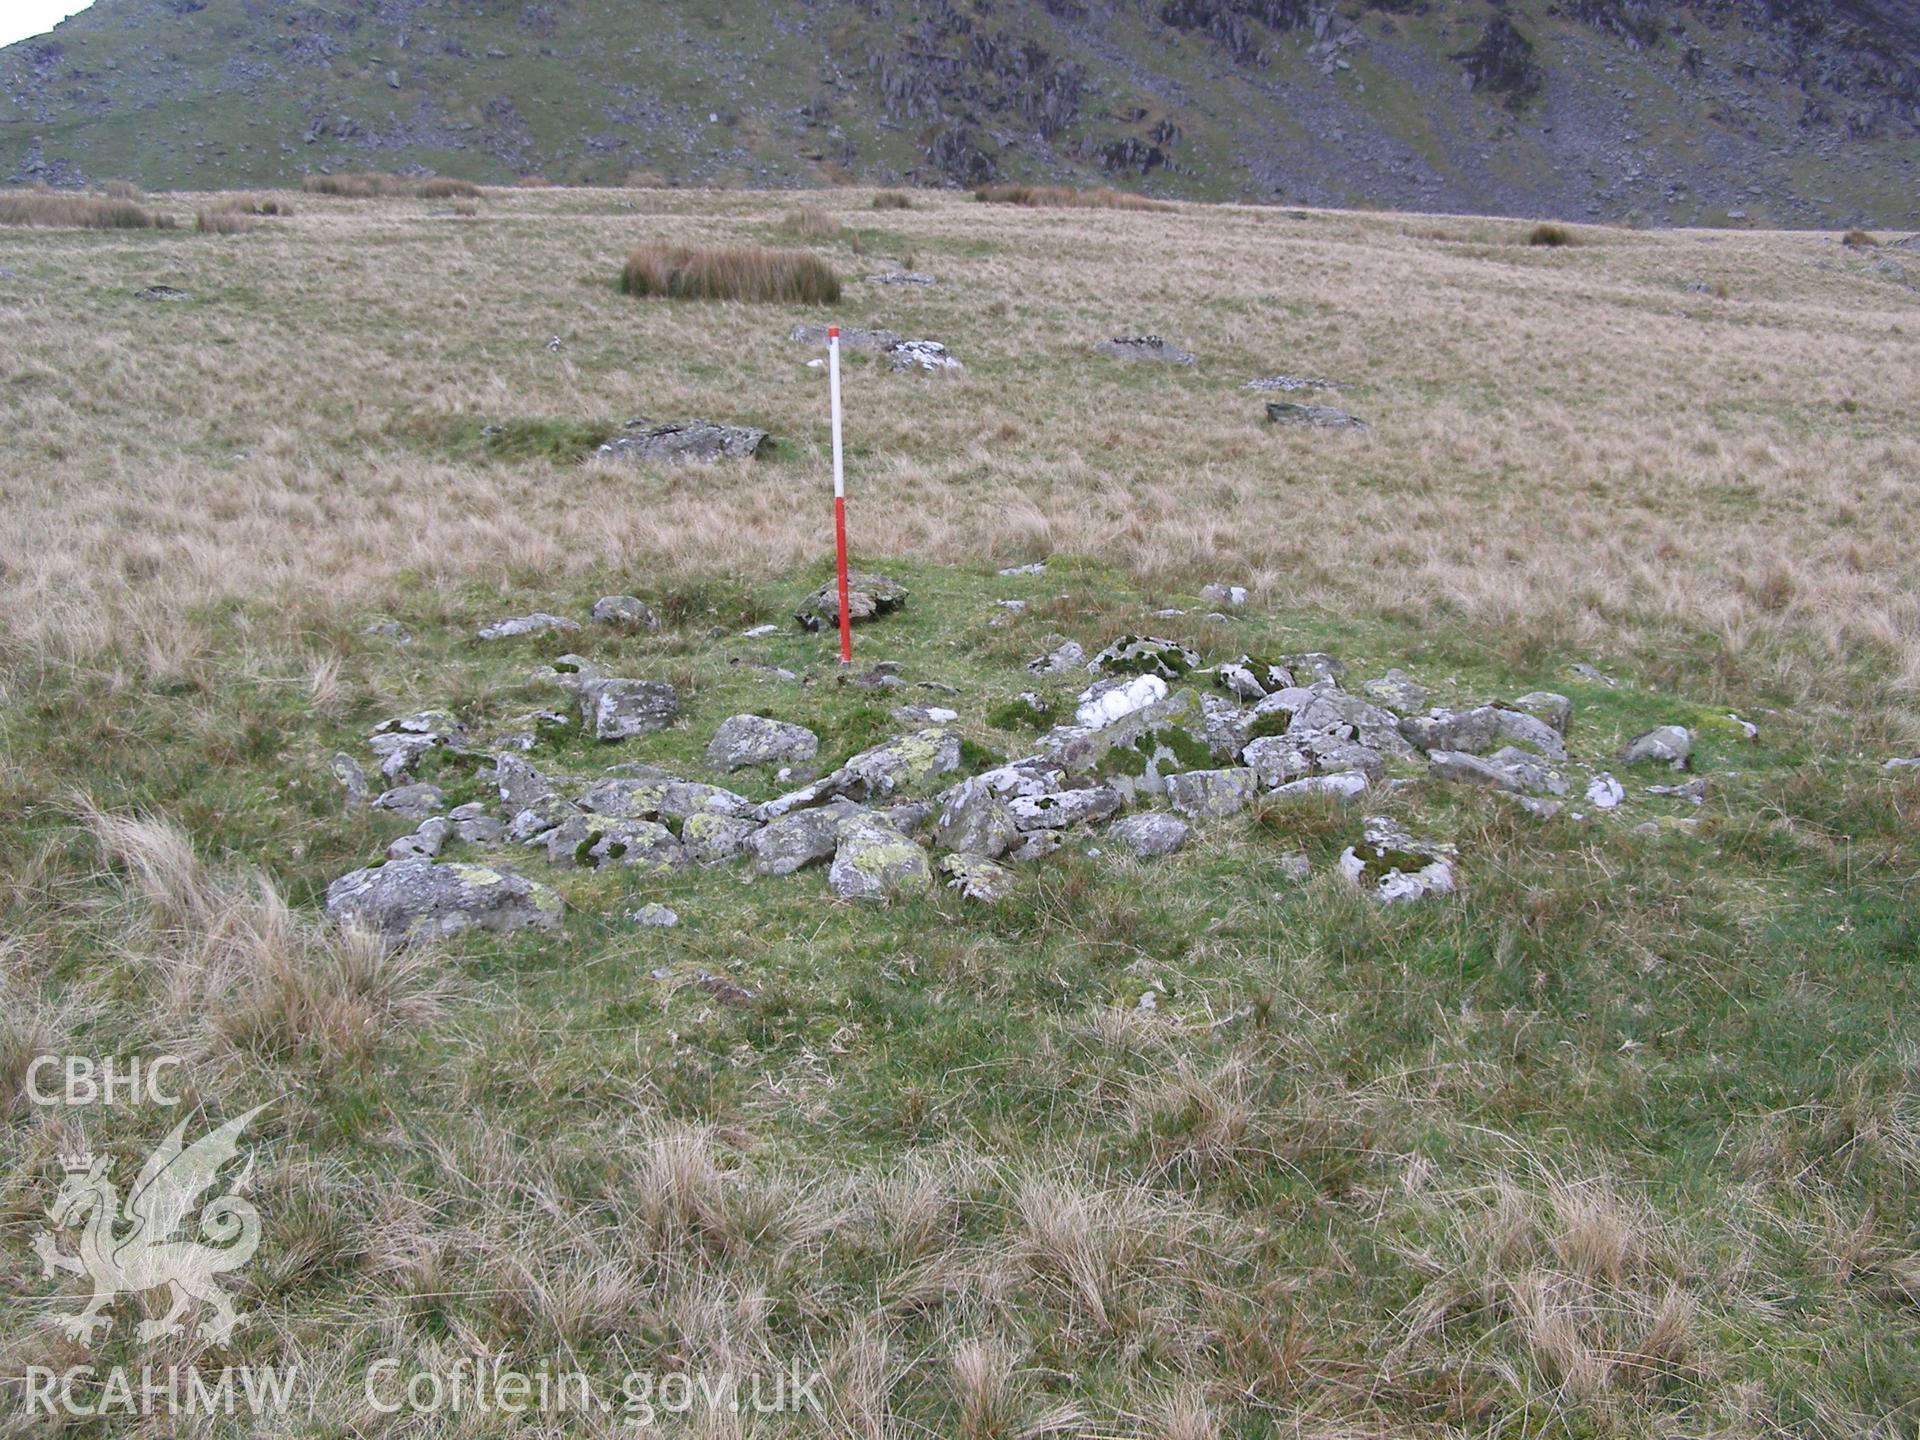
left=300, top=172, right=480, bottom=200
left=0, top=187, right=175, bottom=229
left=975, top=184, right=1173, bottom=212
left=621, top=241, right=841, bottom=303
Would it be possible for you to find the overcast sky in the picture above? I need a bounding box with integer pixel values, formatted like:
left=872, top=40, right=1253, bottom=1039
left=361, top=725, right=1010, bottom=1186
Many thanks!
left=2, top=0, right=94, bottom=48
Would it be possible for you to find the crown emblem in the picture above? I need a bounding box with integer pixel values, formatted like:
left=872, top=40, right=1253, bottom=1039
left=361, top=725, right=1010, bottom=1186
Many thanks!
left=59, top=1141, right=94, bottom=1175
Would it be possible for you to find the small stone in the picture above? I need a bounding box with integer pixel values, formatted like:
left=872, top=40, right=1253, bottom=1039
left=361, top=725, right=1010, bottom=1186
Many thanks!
left=628, top=903, right=679, bottom=928
left=1647, top=778, right=1707, bottom=804
left=591, top=594, right=658, bottom=631
left=938, top=853, right=1013, bottom=901
left=1008, top=786, right=1123, bottom=831
left=1108, top=812, right=1190, bottom=858
left=373, top=783, right=446, bottom=820
left=1006, top=829, right=1066, bottom=862
left=1568, top=661, right=1616, bottom=686
left=1199, top=583, right=1249, bottom=608
left=479, top=612, right=581, bottom=641
left=707, top=713, right=820, bottom=771
left=362, top=620, right=413, bottom=643
left=1338, top=818, right=1455, bottom=904
left=1028, top=640, right=1086, bottom=675
left=331, top=753, right=370, bottom=805
left=1883, top=756, right=1920, bottom=772
left=999, top=561, right=1047, bottom=576
left=1586, top=773, right=1625, bottom=809
left=1096, top=335, right=1196, bottom=366
left=1727, top=712, right=1759, bottom=741
left=387, top=816, right=451, bottom=861
left=795, top=572, right=908, bottom=631
left=1268, top=771, right=1370, bottom=802
left=1276, top=852, right=1311, bottom=880
left=580, top=678, right=680, bottom=741
left=746, top=807, right=850, bottom=875
left=891, top=703, right=958, bottom=726
left=452, top=815, right=505, bottom=845
left=681, top=813, right=762, bottom=864
left=742, top=623, right=779, bottom=638
left=1621, top=726, right=1693, bottom=771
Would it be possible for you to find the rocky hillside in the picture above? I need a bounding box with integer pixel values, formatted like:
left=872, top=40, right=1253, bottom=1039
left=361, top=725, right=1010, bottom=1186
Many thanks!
left=3, top=0, right=1917, bottom=224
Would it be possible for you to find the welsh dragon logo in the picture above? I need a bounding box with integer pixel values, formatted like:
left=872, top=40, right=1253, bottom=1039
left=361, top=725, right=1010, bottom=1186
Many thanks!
left=33, top=1105, right=267, bottom=1345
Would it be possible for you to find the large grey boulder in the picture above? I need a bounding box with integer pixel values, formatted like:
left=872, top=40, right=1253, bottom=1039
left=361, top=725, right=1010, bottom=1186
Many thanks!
left=1266, top=401, right=1368, bottom=430
left=681, top=813, right=762, bottom=865
left=707, top=714, right=820, bottom=771
left=595, top=420, right=768, bottom=465
left=746, top=807, right=852, bottom=875
left=1360, top=669, right=1429, bottom=714
left=1510, top=692, right=1572, bottom=734
left=1096, top=335, right=1195, bottom=366
left=835, top=729, right=963, bottom=801
left=580, top=678, right=679, bottom=741
left=794, top=572, right=908, bottom=630
left=545, top=815, right=686, bottom=871
left=1621, top=726, right=1692, bottom=771
left=1008, top=786, right=1122, bottom=831
left=1429, top=748, right=1568, bottom=797
left=325, top=861, right=564, bottom=939
left=1259, top=688, right=1414, bottom=759
left=1165, top=768, right=1257, bottom=819
left=829, top=816, right=932, bottom=900
left=1108, top=812, right=1189, bottom=858
left=374, top=783, right=446, bottom=821
left=938, top=853, right=1014, bottom=902
left=1398, top=705, right=1503, bottom=755
left=580, top=775, right=752, bottom=821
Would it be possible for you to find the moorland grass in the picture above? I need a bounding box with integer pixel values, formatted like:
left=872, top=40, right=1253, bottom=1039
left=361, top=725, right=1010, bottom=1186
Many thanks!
left=0, top=188, right=175, bottom=229
left=974, top=183, right=1173, bottom=212
left=620, top=240, right=841, bottom=303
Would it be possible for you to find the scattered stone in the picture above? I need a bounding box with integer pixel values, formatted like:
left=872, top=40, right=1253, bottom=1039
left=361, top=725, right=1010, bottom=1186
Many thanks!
left=133, top=286, right=191, bottom=302
left=1276, top=852, right=1312, bottom=880
left=1492, top=707, right=1568, bottom=759
left=886, top=800, right=937, bottom=837
left=1199, top=695, right=1256, bottom=760
left=891, top=703, right=958, bottom=726
left=546, top=815, right=685, bottom=871
left=591, top=594, right=658, bottom=631
left=1028, top=640, right=1086, bottom=675
left=331, top=753, right=369, bottom=805
left=1281, top=652, right=1345, bottom=684
left=1165, top=767, right=1258, bottom=819
left=888, top=339, right=963, bottom=373
left=580, top=776, right=752, bottom=822
left=368, top=710, right=467, bottom=781
left=829, top=815, right=932, bottom=900
left=1109, top=812, right=1190, bottom=858
left=1243, top=732, right=1383, bottom=787
left=1621, top=725, right=1693, bottom=771
left=580, top=678, right=680, bottom=741
left=939, top=853, right=1013, bottom=901
left=1361, top=669, right=1428, bottom=714
left=1096, top=335, right=1195, bottom=366
left=1075, top=674, right=1168, bottom=729
left=1087, top=635, right=1199, bottom=680
left=791, top=323, right=902, bottom=350
left=1511, top=691, right=1573, bottom=735
left=595, top=419, right=768, bottom=464
left=326, top=860, right=564, bottom=939
left=1727, top=712, right=1759, bottom=742
left=362, top=620, right=412, bottom=643
left=1200, top=583, right=1249, bottom=608
left=1007, top=829, right=1066, bottom=862
left=795, top=572, right=908, bottom=631
left=1338, top=818, right=1455, bottom=903
left=479, top=612, right=580, bottom=641
left=1399, top=706, right=1502, bottom=755
left=494, top=754, right=558, bottom=811
left=374, top=783, right=447, bottom=820
left=1261, top=688, right=1415, bottom=759
left=742, top=623, right=779, bottom=638
left=707, top=714, right=820, bottom=771
left=1266, top=401, right=1368, bottom=430
left=681, top=813, right=762, bottom=865
left=696, top=971, right=757, bottom=1005
left=836, top=729, right=963, bottom=801
left=1586, top=773, right=1625, bottom=809
left=628, top=903, right=679, bottom=927
left=1269, top=771, right=1370, bottom=802
left=1647, top=778, right=1707, bottom=804
left=865, top=270, right=937, bottom=285
left=508, top=793, right=581, bottom=843
left=1884, top=756, right=1920, bottom=772
left=451, top=813, right=505, bottom=845
left=1245, top=374, right=1338, bottom=392
left=1429, top=749, right=1566, bottom=797
left=1215, top=656, right=1293, bottom=701
left=999, top=561, right=1047, bottom=576
left=1568, top=661, right=1616, bottom=685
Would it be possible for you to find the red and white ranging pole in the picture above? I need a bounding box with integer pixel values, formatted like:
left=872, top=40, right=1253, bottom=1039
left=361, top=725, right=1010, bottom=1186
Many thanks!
left=828, top=325, right=852, bottom=665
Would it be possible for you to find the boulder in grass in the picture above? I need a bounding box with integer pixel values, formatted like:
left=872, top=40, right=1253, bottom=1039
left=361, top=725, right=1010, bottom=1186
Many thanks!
left=829, top=816, right=932, bottom=900
left=707, top=714, right=820, bottom=771
left=1108, top=812, right=1189, bottom=858
left=595, top=420, right=768, bottom=465
left=1096, top=335, right=1196, bottom=366
left=1266, top=401, right=1368, bottom=430
left=1165, top=767, right=1257, bottom=819
left=681, top=813, right=763, bottom=865
left=325, top=861, right=564, bottom=939
left=590, top=595, right=658, bottom=632
left=545, top=815, right=686, bottom=872
left=794, top=572, right=908, bottom=631
left=1338, top=818, right=1456, bottom=904
left=1621, top=725, right=1693, bottom=771
left=478, top=612, right=580, bottom=641
left=579, top=678, right=679, bottom=741
left=746, top=806, right=852, bottom=876
left=938, top=853, right=1014, bottom=902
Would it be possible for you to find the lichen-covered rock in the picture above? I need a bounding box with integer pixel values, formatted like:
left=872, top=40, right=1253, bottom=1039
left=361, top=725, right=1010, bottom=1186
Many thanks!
left=387, top=816, right=451, bottom=861
left=681, top=812, right=762, bottom=865
left=836, top=729, right=963, bottom=801
left=507, top=793, right=580, bottom=843
left=829, top=816, right=932, bottom=900
left=1361, top=669, right=1429, bottom=714
left=888, top=339, right=963, bottom=373
left=1491, top=706, right=1568, bottom=759
left=495, top=754, right=560, bottom=811
left=580, top=775, right=753, bottom=820
left=1108, top=812, right=1189, bottom=858
left=794, top=572, right=908, bottom=631
left=1398, top=705, right=1504, bottom=755
left=1338, top=818, right=1456, bottom=903
left=1217, top=655, right=1293, bottom=701
left=331, top=753, right=370, bottom=805
left=939, top=853, right=1014, bottom=901
left=1008, top=786, right=1122, bottom=831
left=545, top=815, right=686, bottom=872
left=746, top=807, right=852, bottom=875
left=1259, top=689, right=1415, bottom=759
left=368, top=710, right=467, bottom=782
left=1268, top=771, right=1370, bottom=802
left=1244, top=733, right=1384, bottom=787
left=1087, top=636, right=1199, bottom=681
left=596, top=420, right=768, bottom=465
left=580, top=678, right=680, bottom=741
left=1096, top=335, right=1196, bottom=366
left=374, top=783, right=446, bottom=820
left=1621, top=725, right=1693, bottom=771
left=1007, top=829, right=1066, bottom=862
left=1165, top=768, right=1257, bottom=819
left=325, top=860, right=564, bottom=939
left=591, top=594, right=658, bottom=632
left=1429, top=749, right=1567, bottom=797
left=478, top=612, right=580, bottom=641
left=1199, top=694, right=1255, bottom=761
left=1028, top=640, right=1086, bottom=675
left=1266, top=401, right=1368, bottom=430
left=707, top=714, right=820, bottom=771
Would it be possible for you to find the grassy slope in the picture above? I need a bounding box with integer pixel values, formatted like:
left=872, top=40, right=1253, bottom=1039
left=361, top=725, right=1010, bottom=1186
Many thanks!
left=0, top=188, right=1916, bottom=1436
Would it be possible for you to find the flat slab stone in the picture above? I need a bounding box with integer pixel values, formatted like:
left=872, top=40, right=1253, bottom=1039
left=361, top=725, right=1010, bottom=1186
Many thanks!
left=1096, top=335, right=1196, bottom=366
left=1266, top=401, right=1368, bottom=430
left=596, top=419, right=768, bottom=464
left=325, top=860, right=564, bottom=939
